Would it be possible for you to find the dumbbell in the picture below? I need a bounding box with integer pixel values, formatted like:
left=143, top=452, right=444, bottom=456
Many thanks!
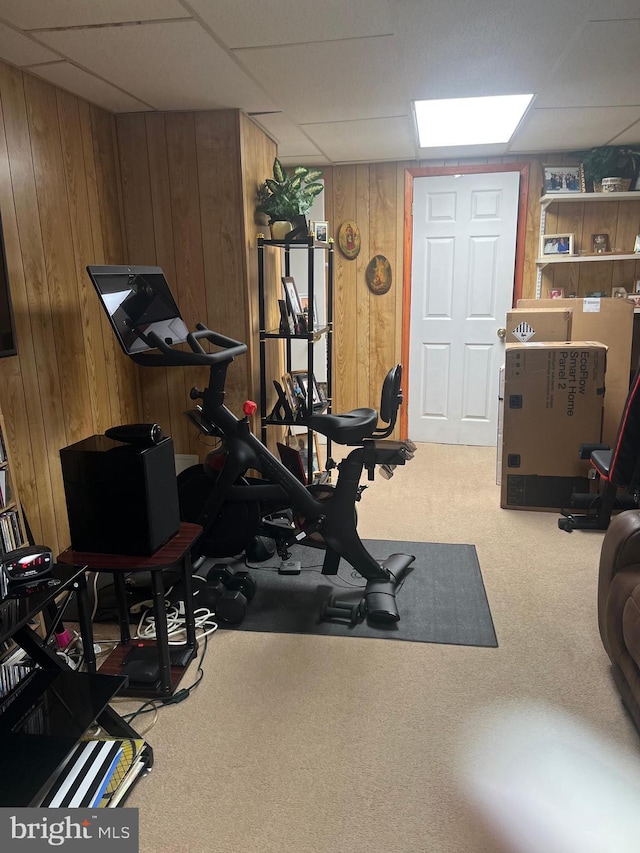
left=206, top=564, right=257, bottom=601
left=204, top=565, right=258, bottom=625
left=319, top=596, right=366, bottom=626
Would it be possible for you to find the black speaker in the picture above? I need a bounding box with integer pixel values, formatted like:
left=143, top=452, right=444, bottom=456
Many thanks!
left=60, top=435, right=180, bottom=556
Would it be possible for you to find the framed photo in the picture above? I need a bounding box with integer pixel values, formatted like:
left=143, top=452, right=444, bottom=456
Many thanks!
left=300, top=294, right=321, bottom=331
left=543, top=165, right=582, bottom=194
left=291, top=369, right=324, bottom=409
left=549, top=288, right=565, bottom=299
left=541, top=233, right=574, bottom=256
left=612, top=287, right=628, bottom=298
left=284, top=431, right=320, bottom=484
left=634, top=280, right=640, bottom=294
left=281, top=372, right=303, bottom=416
left=591, top=233, right=610, bottom=254
left=311, top=220, right=328, bottom=243
left=281, top=276, right=302, bottom=317
left=634, top=235, right=640, bottom=254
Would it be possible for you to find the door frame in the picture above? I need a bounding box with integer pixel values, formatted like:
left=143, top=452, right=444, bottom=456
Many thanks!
left=401, top=163, right=531, bottom=438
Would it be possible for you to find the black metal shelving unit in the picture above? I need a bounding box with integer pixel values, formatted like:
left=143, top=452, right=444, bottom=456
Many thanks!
left=257, top=234, right=334, bottom=479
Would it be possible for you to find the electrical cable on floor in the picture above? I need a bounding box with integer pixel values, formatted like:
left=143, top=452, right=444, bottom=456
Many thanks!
left=121, top=634, right=210, bottom=734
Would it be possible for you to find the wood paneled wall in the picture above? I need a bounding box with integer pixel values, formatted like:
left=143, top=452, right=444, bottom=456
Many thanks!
left=115, top=110, right=278, bottom=455
left=0, top=62, right=138, bottom=556
left=540, top=197, right=640, bottom=297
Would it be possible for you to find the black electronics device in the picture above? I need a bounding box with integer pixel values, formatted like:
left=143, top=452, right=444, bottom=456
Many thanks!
left=2, top=546, right=53, bottom=582
left=86, top=265, right=188, bottom=355
left=60, top=434, right=180, bottom=556
left=105, top=423, right=164, bottom=446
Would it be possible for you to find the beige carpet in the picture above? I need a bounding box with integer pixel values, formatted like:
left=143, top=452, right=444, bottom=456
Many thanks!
left=103, top=443, right=639, bottom=853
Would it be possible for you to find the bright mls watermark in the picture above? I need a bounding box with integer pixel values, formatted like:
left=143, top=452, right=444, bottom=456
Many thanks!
left=0, top=809, right=138, bottom=850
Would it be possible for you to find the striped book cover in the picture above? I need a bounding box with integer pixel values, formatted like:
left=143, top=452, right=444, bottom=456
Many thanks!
left=40, top=739, right=123, bottom=808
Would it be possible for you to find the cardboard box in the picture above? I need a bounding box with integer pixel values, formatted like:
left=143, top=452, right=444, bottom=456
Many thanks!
left=500, top=341, right=607, bottom=511
left=505, top=307, right=572, bottom=343
left=518, top=297, right=633, bottom=446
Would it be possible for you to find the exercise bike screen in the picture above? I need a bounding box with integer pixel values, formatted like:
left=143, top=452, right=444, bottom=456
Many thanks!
left=87, top=265, right=189, bottom=355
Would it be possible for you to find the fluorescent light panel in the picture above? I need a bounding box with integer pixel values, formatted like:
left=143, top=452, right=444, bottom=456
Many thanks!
left=414, top=94, right=534, bottom=148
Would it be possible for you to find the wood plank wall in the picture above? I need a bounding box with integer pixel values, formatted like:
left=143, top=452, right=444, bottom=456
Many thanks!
left=0, top=63, right=138, bottom=556
left=115, top=110, right=278, bottom=455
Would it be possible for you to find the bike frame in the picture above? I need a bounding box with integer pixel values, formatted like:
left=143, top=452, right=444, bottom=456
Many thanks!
left=192, top=359, right=390, bottom=581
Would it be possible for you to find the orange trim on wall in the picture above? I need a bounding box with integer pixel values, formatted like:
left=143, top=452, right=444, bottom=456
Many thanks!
left=400, top=162, right=530, bottom=438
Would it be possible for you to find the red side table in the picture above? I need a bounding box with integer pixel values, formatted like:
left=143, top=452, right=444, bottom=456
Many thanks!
left=58, top=522, right=202, bottom=697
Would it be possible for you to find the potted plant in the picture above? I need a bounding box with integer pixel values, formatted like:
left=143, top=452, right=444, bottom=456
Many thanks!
left=577, top=145, right=640, bottom=192
left=256, top=158, right=324, bottom=239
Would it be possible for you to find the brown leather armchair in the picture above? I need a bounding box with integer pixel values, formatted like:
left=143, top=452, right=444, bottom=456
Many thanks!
left=598, top=509, right=640, bottom=732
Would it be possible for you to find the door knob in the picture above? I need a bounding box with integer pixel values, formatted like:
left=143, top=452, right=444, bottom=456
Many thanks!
left=497, top=327, right=506, bottom=339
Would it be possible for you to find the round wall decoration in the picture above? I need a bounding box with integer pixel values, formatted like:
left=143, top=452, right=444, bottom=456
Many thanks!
left=338, top=220, right=361, bottom=260
left=365, top=255, right=392, bottom=295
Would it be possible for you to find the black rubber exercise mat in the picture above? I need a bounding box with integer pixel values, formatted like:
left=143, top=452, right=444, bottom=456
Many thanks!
left=212, top=540, right=497, bottom=647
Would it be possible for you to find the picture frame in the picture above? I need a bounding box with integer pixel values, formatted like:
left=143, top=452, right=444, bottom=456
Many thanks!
left=634, top=280, right=640, bottom=294
left=300, top=294, right=321, bottom=331
left=591, top=233, right=610, bottom=254
left=281, top=276, right=303, bottom=317
left=541, top=233, right=574, bottom=256
left=634, top=235, right=640, bottom=254
left=549, top=288, right=565, bottom=299
left=281, top=372, right=303, bottom=416
left=543, top=165, right=582, bottom=194
left=311, top=220, right=328, bottom=243
left=612, top=286, right=628, bottom=298
left=291, top=369, right=324, bottom=409
left=284, top=431, right=320, bottom=484
left=276, top=441, right=307, bottom=484
left=278, top=298, right=295, bottom=335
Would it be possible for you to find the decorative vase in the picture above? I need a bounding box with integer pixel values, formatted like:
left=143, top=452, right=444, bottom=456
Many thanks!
left=270, top=220, right=293, bottom=240
left=597, top=177, right=632, bottom=193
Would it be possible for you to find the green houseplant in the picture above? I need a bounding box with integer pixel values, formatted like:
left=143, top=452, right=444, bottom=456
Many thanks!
left=256, top=158, right=324, bottom=238
left=578, top=145, right=640, bottom=192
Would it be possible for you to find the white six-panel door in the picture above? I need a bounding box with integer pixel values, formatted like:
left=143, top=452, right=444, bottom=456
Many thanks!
left=408, top=171, right=520, bottom=445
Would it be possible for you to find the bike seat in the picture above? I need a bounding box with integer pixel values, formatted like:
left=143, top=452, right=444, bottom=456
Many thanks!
left=306, top=407, right=379, bottom=445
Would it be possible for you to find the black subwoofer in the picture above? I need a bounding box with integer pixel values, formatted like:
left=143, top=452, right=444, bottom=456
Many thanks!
left=60, top=434, right=180, bottom=556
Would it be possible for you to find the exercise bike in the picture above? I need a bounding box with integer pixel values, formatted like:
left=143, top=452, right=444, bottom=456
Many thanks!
left=87, top=264, right=416, bottom=624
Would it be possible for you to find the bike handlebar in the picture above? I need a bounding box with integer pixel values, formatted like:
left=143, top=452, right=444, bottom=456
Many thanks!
left=130, top=322, right=248, bottom=368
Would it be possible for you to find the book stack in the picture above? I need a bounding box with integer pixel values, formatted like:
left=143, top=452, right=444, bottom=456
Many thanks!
left=39, top=736, right=148, bottom=808
left=0, top=508, right=23, bottom=552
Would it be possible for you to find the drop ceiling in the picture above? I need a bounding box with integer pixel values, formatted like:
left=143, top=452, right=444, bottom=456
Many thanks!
left=0, top=0, right=638, bottom=166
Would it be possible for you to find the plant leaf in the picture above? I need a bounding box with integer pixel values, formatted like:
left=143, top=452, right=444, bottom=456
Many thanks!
left=273, top=158, right=286, bottom=183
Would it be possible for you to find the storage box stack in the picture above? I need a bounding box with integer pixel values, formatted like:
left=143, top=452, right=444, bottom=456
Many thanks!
left=505, top=307, right=573, bottom=344
left=496, top=308, right=573, bottom=485
left=500, top=341, right=607, bottom=511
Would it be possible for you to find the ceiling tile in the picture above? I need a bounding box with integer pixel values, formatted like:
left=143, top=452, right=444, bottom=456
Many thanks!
left=587, top=0, right=640, bottom=19
left=535, top=21, right=640, bottom=108
left=609, top=120, right=640, bottom=145
left=0, top=21, right=60, bottom=66
left=509, top=106, right=640, bottom=152
left=249, top=112, right=323, bottom=159
left=0, top=0, right=186, bottom=30
left=30, top=61, right=152, bottom=113
left=188, top=0, right=394, bottom=48
left=396, top=0, right=595, bottom=101
left=302, top=116, right=416, bottom=163
left=234, top=36, right=409, bottom=124
left=36, top=20, right=279, bottom=112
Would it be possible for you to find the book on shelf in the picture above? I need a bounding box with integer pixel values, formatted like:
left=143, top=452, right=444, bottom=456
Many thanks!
left=40, top=739, right=124, bottom=808
left=91, top=736, right=148, bottom=808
